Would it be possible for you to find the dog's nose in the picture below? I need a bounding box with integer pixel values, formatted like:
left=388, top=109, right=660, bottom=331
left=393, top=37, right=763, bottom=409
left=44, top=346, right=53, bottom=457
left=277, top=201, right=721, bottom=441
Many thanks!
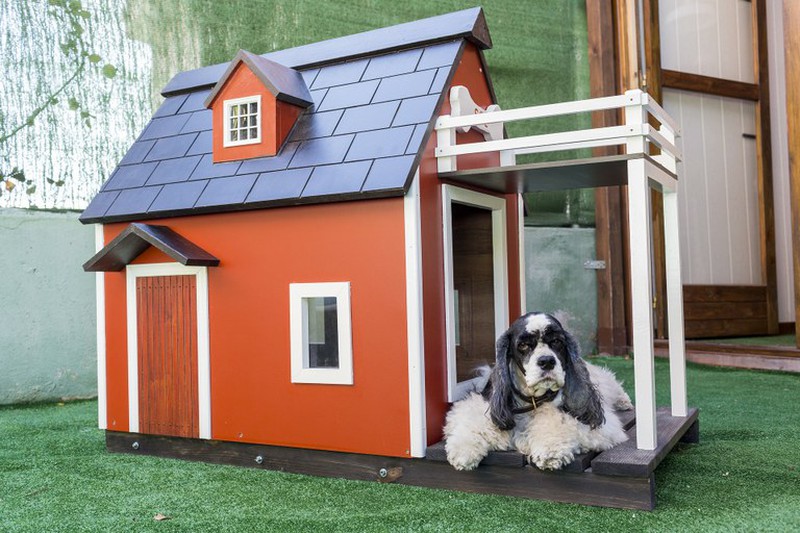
left=537, top=355, right=556, bottom=370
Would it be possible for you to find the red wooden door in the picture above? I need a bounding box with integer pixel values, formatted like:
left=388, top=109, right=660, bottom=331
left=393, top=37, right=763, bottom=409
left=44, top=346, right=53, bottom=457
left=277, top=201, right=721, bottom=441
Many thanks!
left=136, top=275, right=199, bottom=438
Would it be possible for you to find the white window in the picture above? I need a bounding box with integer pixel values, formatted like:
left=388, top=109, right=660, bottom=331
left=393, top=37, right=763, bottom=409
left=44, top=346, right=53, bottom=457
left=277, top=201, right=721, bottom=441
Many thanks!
left=289, top=282, right=353, bottom=385
left=223, top=95, right=261, bottom=147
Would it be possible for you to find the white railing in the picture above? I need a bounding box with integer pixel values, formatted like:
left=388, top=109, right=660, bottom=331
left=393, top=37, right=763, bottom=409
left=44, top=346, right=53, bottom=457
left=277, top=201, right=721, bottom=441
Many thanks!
left=434, top=87, right=688, bottom=452
left=435, top=89, right=681, bottom=174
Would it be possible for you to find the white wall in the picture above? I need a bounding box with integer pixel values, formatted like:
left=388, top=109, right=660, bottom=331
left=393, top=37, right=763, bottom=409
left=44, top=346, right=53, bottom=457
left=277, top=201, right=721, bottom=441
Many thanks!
left=659, top=0, right=761, bottom=286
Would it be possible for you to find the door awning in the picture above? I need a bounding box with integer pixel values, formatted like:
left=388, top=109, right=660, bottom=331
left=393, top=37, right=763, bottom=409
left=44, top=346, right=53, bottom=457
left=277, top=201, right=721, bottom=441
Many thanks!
left=83, top=223, right=220, bottom=272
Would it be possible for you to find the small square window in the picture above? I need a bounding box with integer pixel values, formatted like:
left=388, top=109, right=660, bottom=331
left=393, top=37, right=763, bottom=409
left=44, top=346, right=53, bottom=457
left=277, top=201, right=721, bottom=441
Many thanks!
left=290, top=282, right=353, bottom=385
left=223, top=96, right=261, bottom=147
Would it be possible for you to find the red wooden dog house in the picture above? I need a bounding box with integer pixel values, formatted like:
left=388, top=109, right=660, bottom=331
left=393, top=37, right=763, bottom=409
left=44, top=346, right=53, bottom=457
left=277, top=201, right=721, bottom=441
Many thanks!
left=82, top=7, right=696, bottom=510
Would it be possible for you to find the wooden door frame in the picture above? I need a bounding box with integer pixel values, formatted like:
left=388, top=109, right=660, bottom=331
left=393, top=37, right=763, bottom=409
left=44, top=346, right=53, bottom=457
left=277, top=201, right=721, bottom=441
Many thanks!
left=441, top=185, right=509, bottom=402
left=784, top=0, right=800, bottom=346
left=126, top=262, right=212, bottom=439
left=587, top=0, right=778, bottom=349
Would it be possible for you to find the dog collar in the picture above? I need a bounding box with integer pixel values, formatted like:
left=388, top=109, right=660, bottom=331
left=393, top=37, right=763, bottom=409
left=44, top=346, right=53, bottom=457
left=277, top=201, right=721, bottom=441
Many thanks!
left=509, top=357, right=559, bottom=414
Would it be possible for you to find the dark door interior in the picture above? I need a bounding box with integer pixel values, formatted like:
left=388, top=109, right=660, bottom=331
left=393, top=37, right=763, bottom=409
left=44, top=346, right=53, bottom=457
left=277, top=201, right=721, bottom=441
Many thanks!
left=452, top=203, right=496, bottom=381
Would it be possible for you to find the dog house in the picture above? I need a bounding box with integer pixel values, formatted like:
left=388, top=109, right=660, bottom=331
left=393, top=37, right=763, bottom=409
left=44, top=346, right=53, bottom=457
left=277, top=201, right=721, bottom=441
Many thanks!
left=82, top=7, right=697, bottom=510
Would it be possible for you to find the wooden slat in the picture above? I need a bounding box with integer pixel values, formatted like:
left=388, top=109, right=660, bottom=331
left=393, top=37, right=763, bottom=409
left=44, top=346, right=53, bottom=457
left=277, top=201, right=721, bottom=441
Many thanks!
left=785, top=0, right=800, bottom=348
left=591, top=407, right=699, bottom=478
left=685, top=318, right=769, bottom=339
left=107, top=432, right=657, bottom=510
left=682, top=284, right=767, bottom=303
left=683, top=300, right=767, bottom=321
left=661, top=69, right=760, bottom=101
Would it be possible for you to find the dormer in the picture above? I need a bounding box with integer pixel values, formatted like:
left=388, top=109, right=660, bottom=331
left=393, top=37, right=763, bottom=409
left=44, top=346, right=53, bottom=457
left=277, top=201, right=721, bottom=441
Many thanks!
left=204, top=50, right=313, bottom=163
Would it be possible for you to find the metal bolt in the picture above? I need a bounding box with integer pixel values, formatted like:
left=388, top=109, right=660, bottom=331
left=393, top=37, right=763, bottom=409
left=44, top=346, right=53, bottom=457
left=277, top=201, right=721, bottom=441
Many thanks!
left=132, top=441, right=139, bottom=450
left=378, top=468, right=388, bottom=478
left=255, top=455, right=264, bottom=465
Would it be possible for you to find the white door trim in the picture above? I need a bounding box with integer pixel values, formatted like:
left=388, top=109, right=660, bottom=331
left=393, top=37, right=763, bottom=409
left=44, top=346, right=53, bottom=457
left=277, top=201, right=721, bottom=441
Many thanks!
left=442, top=185, right=509, bottom=402
left=126, top=263, right=211, bottom=439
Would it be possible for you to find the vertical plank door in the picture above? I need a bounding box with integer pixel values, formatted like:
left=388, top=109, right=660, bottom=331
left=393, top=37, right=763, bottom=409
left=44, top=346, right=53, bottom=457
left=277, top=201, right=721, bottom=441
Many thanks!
left=136, top=275, right=199, bottom=438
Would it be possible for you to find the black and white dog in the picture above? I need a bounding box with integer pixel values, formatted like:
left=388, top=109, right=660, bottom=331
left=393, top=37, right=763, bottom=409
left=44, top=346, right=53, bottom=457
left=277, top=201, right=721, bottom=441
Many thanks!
left=444, top=312, right=632, bottom=471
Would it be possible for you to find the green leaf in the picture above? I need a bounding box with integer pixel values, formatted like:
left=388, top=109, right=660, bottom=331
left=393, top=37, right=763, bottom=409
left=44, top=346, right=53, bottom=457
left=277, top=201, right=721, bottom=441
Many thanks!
left=68, top=0, right=82, bottom=11
left=80, top=111, right=91, bottom=119
left=88, top=53, right=101, bottom=64
left=79, top=9, right=90, bottom=19
left=68, top=97, right=80, bottom=110
left=48, top=0, right=66, bottom=7
left=46, top=178, right=55, bottom=184
left=50, top=97, right=59, bottom=104
left=101, top=64, right=117, bottom=79
left=11, top=169, right=26, bottom=183
left=26, top=185, right=37, bottom=195
left=54, top=180, right=65, bottom=187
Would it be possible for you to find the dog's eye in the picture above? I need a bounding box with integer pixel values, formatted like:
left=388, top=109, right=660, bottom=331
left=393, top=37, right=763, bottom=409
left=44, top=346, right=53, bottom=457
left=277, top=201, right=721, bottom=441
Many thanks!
left=517, top=342, right=531, bottom=352
left=550, top=339, right=563, bottom=349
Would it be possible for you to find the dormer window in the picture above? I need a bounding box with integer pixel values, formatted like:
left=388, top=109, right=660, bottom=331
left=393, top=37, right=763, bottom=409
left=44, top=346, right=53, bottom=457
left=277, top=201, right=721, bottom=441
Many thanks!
left=224, top=96, right=261, bottom=147
left=205, top=50, right=313, bottom=163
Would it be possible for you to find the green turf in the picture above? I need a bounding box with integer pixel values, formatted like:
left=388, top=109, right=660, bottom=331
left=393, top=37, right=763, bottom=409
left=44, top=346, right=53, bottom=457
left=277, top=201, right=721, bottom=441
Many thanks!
left=702, top=334, right=796, bottom=347
left=1, top=359, right=798, bottom=532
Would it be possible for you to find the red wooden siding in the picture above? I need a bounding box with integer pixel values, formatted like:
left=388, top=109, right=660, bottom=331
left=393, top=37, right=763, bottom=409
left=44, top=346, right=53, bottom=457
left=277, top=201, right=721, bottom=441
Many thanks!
left=136, top=275, right=199, bottom=438
left=103, top=197, right=410, bottom=457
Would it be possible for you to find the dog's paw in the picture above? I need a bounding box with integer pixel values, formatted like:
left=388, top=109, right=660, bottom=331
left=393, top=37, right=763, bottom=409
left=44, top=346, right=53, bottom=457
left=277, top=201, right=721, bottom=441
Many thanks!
left=529, top=449, right=575, bottom=471
left=445, top=446, right=485, bottom=471
left=614, top=395, right=634, bottom=411
left=446, top=451, right=483, bottom=471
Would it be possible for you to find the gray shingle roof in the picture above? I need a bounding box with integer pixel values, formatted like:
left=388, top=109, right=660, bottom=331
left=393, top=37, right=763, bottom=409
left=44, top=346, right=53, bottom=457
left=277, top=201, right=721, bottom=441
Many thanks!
left=80, top=8, right=492, bottom=224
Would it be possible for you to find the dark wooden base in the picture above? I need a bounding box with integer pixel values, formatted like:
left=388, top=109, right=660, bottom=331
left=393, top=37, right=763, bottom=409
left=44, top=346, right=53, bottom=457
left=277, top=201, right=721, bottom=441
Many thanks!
left=106, top=407, right=698, bottom=511
left=655, top=340, right=800, bottom=372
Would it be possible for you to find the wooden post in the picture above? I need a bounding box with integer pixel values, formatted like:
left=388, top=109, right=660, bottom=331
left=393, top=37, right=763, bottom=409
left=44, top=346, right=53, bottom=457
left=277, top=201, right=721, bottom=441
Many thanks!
left=586, top=0, right=628, bottom=355
left=784, top=0, right=800, bottom=347
left=750, top=0, right=780, bottom=336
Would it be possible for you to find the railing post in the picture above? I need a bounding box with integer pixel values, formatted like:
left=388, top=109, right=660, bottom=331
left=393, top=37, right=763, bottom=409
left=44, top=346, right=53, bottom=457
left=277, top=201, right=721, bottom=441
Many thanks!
left=436, top=117, right=457, bottom=173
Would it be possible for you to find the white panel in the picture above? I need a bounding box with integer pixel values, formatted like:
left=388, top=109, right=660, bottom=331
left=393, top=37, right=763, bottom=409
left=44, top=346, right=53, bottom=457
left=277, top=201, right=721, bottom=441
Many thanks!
left=767, top=0, right=794, bottom=322
left=659, top=0, right=754, bottom=84
left=663, top=88, right=760, bottom=285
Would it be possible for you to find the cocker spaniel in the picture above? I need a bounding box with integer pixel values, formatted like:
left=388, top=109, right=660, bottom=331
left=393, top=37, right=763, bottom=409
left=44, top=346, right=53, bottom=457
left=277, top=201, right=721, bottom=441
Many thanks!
left=444, top=312, right=633, bottom=471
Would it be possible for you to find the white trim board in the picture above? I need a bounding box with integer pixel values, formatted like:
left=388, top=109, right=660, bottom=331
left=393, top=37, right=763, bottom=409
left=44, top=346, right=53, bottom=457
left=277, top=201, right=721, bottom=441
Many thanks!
left=125, top=263, right=211, bottom=439
left=94, top=224, right=107, bottom=430
left=404, top=170, right=427, bottom=457
left=442, top=185, right=509, bottom=402
left=289, top=282, right=354, bottom=385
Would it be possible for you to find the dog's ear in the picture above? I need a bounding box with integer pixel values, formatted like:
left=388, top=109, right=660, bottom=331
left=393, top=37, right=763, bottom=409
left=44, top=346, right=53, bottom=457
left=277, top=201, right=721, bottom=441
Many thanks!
left=560, top=331, right=605, bottom=429
left=487, top=328, right=517, bottom=430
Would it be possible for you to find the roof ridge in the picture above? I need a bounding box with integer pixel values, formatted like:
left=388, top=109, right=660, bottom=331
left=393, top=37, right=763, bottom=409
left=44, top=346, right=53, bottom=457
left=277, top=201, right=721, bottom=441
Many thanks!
left=161, top=7, right=489, bottom=96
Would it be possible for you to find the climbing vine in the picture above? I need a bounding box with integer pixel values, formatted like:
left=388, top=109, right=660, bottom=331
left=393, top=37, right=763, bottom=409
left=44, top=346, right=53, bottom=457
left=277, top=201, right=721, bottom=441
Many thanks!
left=0, top=0, right=117, bottom=195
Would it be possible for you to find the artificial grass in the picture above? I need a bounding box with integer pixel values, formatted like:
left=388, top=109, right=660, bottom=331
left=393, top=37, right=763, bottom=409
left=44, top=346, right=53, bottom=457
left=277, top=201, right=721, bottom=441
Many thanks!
left=1, top=359, right=798, bottom=532
left=702, top=334, right=797, bottom=347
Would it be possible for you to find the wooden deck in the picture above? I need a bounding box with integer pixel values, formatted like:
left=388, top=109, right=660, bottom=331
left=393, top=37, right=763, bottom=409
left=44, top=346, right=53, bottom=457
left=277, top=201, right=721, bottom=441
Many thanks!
left=106, top=406, right=698, bottom=511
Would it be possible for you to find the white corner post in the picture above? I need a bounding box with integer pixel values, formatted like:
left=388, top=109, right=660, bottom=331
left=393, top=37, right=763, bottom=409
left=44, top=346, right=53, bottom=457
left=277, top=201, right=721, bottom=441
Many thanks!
left=404, top=171, right=427, bottom=457
left=626, top=90, right=657, bottom=451
left=94, top=224, right=107, bottom=430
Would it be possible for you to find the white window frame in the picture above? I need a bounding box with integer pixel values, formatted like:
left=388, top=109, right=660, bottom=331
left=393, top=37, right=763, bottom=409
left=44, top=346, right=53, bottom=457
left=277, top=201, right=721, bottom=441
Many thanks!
left=289, top=282, right=354, bottom=385
left=442, top=185, right=509, bottom=402
left=223, top=95, right=262, bottom=148
left=126, top=263, right=211, bottom=439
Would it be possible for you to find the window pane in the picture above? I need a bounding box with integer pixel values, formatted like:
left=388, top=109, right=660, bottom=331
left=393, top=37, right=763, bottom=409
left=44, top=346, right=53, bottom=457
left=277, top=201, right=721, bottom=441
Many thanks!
left=305, top=296, right=339, bottom=368
left=250, top=115, right=257, bottom=127
left=230, top=130, right=238, bottom=141
left=250, top=102, right=258, bottom=114
left=239, top=103, right=248, bottom=115
left=241, top=116, right=248, bottom=127
left=240, top=128, right=249, bottom=140
left=250, top=127, right=258, bottom=138
left=230, top=105, right=238, bottom=117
